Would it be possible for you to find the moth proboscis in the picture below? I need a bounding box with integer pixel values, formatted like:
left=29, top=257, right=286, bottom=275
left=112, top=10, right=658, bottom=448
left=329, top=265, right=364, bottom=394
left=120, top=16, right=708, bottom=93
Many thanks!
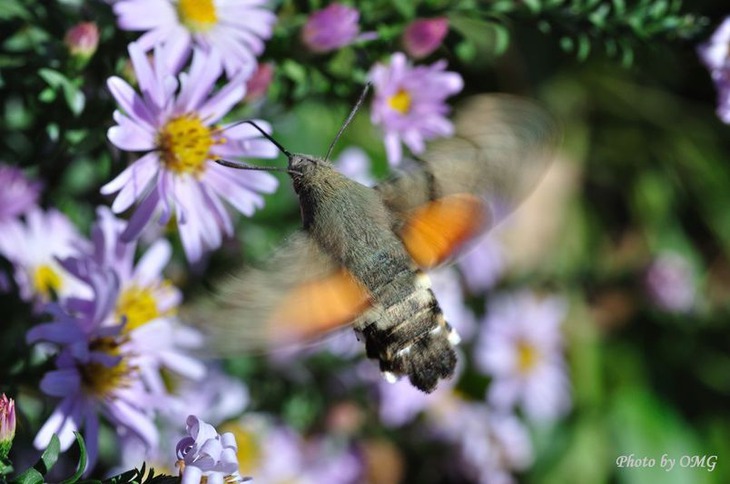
left=187, top=93, right=560, bottom=393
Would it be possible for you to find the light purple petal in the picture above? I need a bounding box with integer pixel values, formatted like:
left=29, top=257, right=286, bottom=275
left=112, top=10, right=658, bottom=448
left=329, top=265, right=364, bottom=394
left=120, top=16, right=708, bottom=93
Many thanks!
left=120, top=187, right=161, bottom=242
left=132, top=239, right=171, bottom=285
left=40, top=368, right=81, bottom=397
left=107, top=77, right=156, bottom=131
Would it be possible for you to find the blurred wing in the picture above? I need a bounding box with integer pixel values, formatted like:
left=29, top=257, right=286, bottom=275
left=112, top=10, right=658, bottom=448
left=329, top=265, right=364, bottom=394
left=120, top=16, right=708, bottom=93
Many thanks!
left=377, top=94, right=560, bottom=268
left=187, top=231, right=371, bottom=353
left=400, top=193, right=490, bottom=268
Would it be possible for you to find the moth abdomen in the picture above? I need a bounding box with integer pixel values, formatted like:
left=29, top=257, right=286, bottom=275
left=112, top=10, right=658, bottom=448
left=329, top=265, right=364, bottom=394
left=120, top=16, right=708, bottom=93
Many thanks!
left=359, top=273, right=460, bottom=393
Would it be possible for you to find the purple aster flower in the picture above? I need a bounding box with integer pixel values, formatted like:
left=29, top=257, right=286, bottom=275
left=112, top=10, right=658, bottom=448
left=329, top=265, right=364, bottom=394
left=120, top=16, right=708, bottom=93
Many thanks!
left=369, top=52, right=463, bottom=165
left=176, top=415, right=249, bottom=484
left=644, top=251, right=696, bottom=313
left=118, top=365, right=248, bottom=475
left=222, top=415, right=364, bottom=482
left=378, top=377, right=450, bottom=428
left=302, top=3, right=361, bottom=53
left=101, top=43, right=279, bottom=262
left=698, top=18, right=730, bottom=123
left=27, top=210, right=207, bottom=470
left=112, top=0, right=276, bottom=78
left=86, top=206, right=206, bottom=392
left=27, top=261, right=158, bottom=470
left=457, top=236, right=505, bottom=294
left=476, top=292, right=571, bottom=423
left=698, top=18, right=730, bottom=82
left=0, top=208, right=90, bottom=303
left=402, top=17, right=449, bottom=59
left=427, top=397, right=533, bottom=484
left=0, top=164, right=41, bottom=225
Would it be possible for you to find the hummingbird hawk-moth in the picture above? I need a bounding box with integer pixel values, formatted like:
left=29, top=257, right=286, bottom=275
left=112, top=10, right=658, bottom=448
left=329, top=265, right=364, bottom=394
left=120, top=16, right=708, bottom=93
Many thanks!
left=193, top=93, right=559, bottom=393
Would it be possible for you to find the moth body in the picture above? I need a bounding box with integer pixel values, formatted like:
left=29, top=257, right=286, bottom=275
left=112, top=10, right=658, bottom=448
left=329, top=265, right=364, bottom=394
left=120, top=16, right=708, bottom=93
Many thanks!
left=194, top=95, right=559, bottom=395
left=288, top=155, right=458, bottom=392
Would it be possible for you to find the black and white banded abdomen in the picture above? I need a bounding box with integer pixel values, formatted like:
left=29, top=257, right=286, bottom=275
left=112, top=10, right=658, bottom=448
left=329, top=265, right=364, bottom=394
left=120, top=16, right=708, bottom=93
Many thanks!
left=354, top=270, right=461, bottom=393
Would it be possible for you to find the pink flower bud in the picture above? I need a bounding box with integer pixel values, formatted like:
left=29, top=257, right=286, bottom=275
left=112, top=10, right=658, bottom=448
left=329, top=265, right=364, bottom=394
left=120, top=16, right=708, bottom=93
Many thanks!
left=302, top=3, right=360, bottom=53
left=245, top=63, right=274, bottom=101
left=64, top=22, right=99, bottom=59
left=402, top=18, right=449, bottom=59
left=0, top=394, right=16, bottom=459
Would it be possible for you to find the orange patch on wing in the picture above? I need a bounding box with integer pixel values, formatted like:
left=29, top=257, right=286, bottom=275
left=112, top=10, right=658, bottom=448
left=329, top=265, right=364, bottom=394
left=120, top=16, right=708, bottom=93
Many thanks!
left=401, top=194, right=490, bottom=268
left=269, top=269, right=370, bottom=342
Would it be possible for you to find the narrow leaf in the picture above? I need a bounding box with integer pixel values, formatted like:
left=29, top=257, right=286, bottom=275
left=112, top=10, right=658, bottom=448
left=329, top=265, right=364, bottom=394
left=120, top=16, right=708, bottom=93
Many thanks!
left=39, top=434, right=61, bottom=474
left=60, top=432, right=87, bottom=484
left=12, top=468, right=44, bottom=484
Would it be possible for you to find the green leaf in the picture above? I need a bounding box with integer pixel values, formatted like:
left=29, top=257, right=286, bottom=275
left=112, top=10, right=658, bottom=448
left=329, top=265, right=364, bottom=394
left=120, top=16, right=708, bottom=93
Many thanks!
left=12, top=468, right=44, bottom=484
left=39, top=434, right=61, bottom=475
left=588, top=4, right=610, bottom=27
left=392, top=0, right=415, bottom=18
left=37, top=69, right=86, bottom=115
left=560, top=36, right=574, bottom=52
left=61, top=432, right=87, bottom=484
left=522, top=0, right=541, bottom=13
left=3, top=27, right=50, bottom=52
left=10, top=435, right=60, bottom=484
left=576, top=34, right=591, bottom=61
left=38, top=88, right=56, bottom=103
left=0, top=1, right=30, bottom=20
left=490, top=0, right=517, bottom=13
left=0, top=459, right=14, bottom=476
left=455, top=40, right=477, bottom=62
left=62, top=85, right=86, bottom=116
left=38, top=68, right=68, bottom=89
left=449, top=15, right=511, bottom=60
left=492, top=23, right=511, bottom=56
left=612, top=0, right=626, bottom=15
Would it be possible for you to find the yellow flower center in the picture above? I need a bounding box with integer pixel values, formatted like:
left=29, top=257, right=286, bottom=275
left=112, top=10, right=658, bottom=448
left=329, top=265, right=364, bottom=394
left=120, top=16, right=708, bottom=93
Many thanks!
left=177, top=0, right=218, bottom=32
left=32, top=264, right=62, bottom=298
left=516, top=339, right=539, bottom=374
left=387, top=89, right=412, bottom=114
left=116, top=285, right=161, bottom=332
left=220, top=423, right=261, bottom=475
left=159, top=115, right=218, bottom=175
left=80, top=337, right=134, bottom=397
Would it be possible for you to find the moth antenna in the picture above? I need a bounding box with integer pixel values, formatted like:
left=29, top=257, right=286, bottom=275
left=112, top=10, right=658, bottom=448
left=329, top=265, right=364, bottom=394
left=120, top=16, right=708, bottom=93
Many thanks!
left=224, top=119, right=293, bottom=158
left=324, top=82, right=372, bottom=163
left=213, top=158, right=298, bottom=176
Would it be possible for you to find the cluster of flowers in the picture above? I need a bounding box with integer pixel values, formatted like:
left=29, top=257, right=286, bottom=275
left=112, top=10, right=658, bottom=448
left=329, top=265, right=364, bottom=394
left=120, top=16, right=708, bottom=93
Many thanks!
left=375, top=271, right=572, bottom=481
left=0, top=166, right=206, bottom=468
left=75, top=1, right=463, bottom=263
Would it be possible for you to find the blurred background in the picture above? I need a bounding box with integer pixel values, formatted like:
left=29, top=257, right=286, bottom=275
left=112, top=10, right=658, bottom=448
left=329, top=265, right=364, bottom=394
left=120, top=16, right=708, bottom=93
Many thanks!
left=1, top=0, right=729, bottom=483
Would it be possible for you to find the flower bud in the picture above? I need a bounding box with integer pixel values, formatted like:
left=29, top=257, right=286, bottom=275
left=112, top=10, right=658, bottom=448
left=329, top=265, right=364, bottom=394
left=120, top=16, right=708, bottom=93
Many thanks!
left=0, top=394, right=16, bottom=460
left=402, top=18, right=448, bottom=59
left=245, top=63, right=274, bottom=102
left=64, top=22, right=99, bottom=63
left=302, top=4, right=360, bottom=53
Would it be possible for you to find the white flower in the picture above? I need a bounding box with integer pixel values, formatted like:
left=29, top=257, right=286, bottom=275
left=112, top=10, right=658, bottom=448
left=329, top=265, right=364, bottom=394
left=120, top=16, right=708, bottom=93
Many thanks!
left=177, top=415, right=247, bottom=484
left=476, top=291, right=571, bottom=422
